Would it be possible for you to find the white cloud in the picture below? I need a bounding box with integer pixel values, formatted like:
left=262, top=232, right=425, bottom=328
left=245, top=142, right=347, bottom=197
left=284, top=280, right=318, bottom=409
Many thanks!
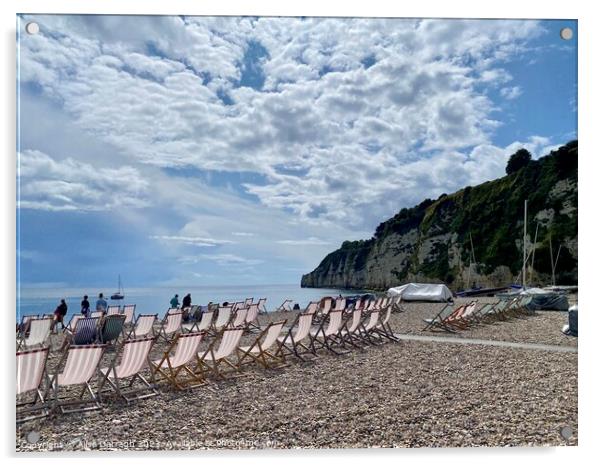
left=277, top=237, right=331, bottom=246
left=500, top=86, right=523, bottom=100
left=18, top=150, right=149, bottom=211
left=18, top=16, right=549, bottom=232
left=149, top=235, right=235, bottom=247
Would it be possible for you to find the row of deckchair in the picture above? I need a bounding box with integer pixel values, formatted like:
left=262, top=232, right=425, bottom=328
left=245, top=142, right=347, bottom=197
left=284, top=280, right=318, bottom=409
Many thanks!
left=422, top=296, right=535, bottom=332
left=16, top=301, right=399, bottom=423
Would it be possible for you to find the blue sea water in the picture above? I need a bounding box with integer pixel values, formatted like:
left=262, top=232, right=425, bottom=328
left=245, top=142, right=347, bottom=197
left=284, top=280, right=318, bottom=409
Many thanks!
left=16, top=284, right=367, bottom=322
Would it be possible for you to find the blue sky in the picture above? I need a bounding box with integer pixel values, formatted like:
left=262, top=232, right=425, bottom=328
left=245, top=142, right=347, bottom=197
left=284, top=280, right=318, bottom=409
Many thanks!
left=16, top=15, right=577, bottom=288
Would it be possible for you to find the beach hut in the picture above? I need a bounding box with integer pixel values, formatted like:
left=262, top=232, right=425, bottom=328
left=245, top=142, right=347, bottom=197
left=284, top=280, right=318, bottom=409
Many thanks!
left=387, top=283, right=453, bottom=302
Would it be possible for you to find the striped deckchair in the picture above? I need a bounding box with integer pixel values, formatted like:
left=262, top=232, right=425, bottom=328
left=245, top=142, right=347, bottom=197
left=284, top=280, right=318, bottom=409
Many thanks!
left=211, top=306, right=232, bottom=335
left=257, top=298, right=267, bottom=313
left=90, top=311, right=104, bottom=319
left=229, top=307, right=248, bottom=328
left=17, top=347, right=50, bottom=423
left=150, top=332, right=205, bottom=390
left=183, top=308, right=214, bottom=333
left=47, top=344, right=106, bottom=413
left=99, top=314, right=126, bottom=346
left=122, top=304, right=136, bottom=325
left=127, top=314, right=157, bottom=338
left=64, top=314, right=83, bottom=333
left=98, top=336, right=157, bottom=402
left=17, top=317, right=53, bottom=350
left=360, top=309, right=385, bottom=345
left=66, top=317, right=100, bottom=346
left=422, top=303, right=457, bottom=332
left=107, top=305, right=121, bottom=316
left=195, top=327, right=246, bottom=380
left=236, top=320, right=287, bottom=369
left=17, top=314, right=39, bottom=337
left=157, top=311, right=183, bottom=342
left=338, top=309, right=364, bottom=348
left=244, top=303, right=261, bottom=332
left=277, top=312, right=315, bottom=361
left=276, top=299, right=293, bottom=312
left=309, top=309, right=348, bottom=355
left=244, top=297, right=253, bottom=306
left=373, top=305, right=400, bottom=341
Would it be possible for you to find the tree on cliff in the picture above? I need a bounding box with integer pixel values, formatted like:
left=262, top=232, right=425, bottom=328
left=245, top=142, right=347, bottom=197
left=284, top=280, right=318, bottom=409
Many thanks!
left=506, top=148, right=532, bottom=175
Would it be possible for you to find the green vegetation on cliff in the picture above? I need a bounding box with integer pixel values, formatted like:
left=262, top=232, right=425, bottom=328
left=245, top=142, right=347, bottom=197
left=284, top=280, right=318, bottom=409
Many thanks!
left=301, top=141, right=578, bottom=289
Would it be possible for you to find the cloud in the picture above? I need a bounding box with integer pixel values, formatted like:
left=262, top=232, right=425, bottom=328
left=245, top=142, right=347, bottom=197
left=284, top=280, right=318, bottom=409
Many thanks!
left=500, top=86, right=523, bottom=100
left=18, top=15, right=548, bottom=232
left=181, top=253, right=264, bottom=267
left=149, top=235, right=235, bottom=247
left=18, top=149, right=149, bottom=211
left=277, top=237, right=331, bottom=246
left=232, top=232, right=255, bottom=237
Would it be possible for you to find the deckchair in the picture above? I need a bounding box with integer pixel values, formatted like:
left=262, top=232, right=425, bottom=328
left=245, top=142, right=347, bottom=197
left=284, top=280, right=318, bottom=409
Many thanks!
left=306, top=301, right=319, bottom=314
left=122, top=304, right=136, bottom=325
left=16, top=347, right=50, bottom=423
left=183, top=308, right=214, bottom=333
left=309, top=310, right=348, bottom=355
left=373, top=305, right=400, bottom=341
left=333, top=297, right=347, bottom=312
left=98, top=336, right=158, bottom=403
left=236, top=320, right=287, bottom=369
left=211, top=306, right=232, bottom=335
left=422, top=303, right=457, bottom=332
left=157, top=311, right=183, bottom=342
left=17, top=317, right=53, bottom=350
left=229, top=307, right=248, bottom=328
left=90, top=311, right=104, bottom=319
left=277, top=312, right=315, bottom=361
left=360, top=309, right=386, bottom=345
left=244, top=303, right=261, bottom=332
left=244, top=297, right=253, bottom=306
left=127, top=313, right=157, bottom=338
left=276, top=299, right=293, bottom=312
left=257, top=297, right=267, bottom=313
left=150, top=332, right=205, bottom=390
left=338, top=309, right=364, bottom=348
left=195, top=327, right=246, bottom=380
left=68, top=317, right=100, bottom=345
left=46, top=344, right=106, bottom=414
left=166, top=307, right=180, bottom=315
left=17, top=314, right=39, bottom=337
left=64, top=314, right=83, bottom=333
left=99, top=314, right=126, bottom=346
left=107, top=305, right=121, bottom=316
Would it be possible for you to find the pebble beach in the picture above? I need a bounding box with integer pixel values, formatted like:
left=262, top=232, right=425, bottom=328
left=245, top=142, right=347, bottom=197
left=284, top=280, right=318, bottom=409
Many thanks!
left=16, top=297, right=578, bottom=451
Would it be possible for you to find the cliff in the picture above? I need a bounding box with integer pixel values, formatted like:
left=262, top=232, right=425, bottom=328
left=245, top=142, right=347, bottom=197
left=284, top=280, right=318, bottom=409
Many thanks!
left=301, top=141, right=578, bottom=290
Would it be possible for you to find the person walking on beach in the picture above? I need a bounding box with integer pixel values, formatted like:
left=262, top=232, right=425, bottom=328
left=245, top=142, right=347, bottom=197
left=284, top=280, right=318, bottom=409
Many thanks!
left=81, top=295, right=90, bottom=316
left=170, top=294, right=180, bottom=309
left=181, top=293, right=192, bottom=321
left=96, top=293, right=108, bottom=314
left=52, top=299, right=68, bottom=331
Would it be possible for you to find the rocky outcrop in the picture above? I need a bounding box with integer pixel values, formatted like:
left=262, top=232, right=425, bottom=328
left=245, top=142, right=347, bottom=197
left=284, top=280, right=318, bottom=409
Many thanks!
left=301, top=141, right=578, bottom=290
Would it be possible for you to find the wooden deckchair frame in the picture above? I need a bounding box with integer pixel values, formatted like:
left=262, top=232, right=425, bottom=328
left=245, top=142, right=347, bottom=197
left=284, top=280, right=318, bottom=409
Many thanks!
left=194, top=327, right=245, bottom=380
left=236, top=320, right=287, bottom=369
left=149, top=332, right=205, bottom=390
left=16, top=347, right=50, bottom=423
left=309, top=310, right=348, bottom=355
left=277, top=312, right=316, bottom=361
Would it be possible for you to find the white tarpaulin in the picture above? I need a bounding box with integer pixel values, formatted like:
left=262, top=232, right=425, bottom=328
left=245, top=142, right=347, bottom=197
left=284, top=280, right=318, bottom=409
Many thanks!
left=387, top=283, right=453, bottom=302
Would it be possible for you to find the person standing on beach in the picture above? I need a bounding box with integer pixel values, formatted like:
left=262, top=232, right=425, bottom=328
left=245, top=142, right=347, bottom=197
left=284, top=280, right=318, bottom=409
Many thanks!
left=52, top=299, right=68, bottom=331
left=181, top=293, right=192, bottom=321
left=170, top=294, right=179, bottom=309
left=96, top=293, right=108, bottom=314
left=81, top=295, right=90, bottom=316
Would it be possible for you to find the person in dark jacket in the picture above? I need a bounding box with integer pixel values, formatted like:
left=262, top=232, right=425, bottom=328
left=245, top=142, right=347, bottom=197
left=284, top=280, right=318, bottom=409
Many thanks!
left=81, top=295, right=90, bottom=316
left=53, top=299, right=68, bottom=331
left=182, top=293, right=192, bottom=309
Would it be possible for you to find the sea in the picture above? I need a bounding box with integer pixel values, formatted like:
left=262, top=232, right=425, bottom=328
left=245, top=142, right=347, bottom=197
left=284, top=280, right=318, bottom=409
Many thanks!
left=16, top=284, right=370, bottom=321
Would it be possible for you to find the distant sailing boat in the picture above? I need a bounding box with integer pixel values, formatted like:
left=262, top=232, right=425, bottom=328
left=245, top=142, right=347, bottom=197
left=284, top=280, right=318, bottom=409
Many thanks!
left=111, top=275, right=125, bottom=300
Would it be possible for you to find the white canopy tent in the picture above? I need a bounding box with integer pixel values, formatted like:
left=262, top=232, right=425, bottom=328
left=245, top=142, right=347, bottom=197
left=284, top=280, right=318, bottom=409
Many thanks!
left=387, top=283, right=453, bottom=302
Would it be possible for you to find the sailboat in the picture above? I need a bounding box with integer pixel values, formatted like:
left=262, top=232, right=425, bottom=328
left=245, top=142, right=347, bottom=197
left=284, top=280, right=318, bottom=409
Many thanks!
left=110, top=275, right=125, bottom=300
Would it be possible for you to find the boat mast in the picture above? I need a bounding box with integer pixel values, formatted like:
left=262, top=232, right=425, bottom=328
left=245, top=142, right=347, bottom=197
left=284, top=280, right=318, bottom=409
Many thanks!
left=522, top=200, right=527, bottom=289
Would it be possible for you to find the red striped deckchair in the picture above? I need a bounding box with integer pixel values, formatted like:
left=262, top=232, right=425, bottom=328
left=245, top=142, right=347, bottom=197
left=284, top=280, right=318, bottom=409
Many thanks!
left=229, top=306, right=248, bottom=328
left=211, top=305, right=232, bottom=335
left=127, top=313, right=157, bottom=338
left=183, top=308, right=214, bottom=333
left=277, top=312, right=315, bottom=361
left=338, top=309, right=364, bottom=348
left=195, top=327, right=246, bottom=380
left=244, top=303, right=261, bottom=332
left=47, top=344, right=106, bottom=413
left=236, top=320, right=287, bottom=369
left=149, top=332, right=205, bottom=390
left=98, top=336, right=157, bottom=402
left=17, top=347, right=50, bottom=423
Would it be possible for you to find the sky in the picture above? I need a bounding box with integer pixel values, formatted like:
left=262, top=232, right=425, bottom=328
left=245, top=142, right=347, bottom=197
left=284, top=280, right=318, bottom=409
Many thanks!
left=16, top=15, right=577, bottom=288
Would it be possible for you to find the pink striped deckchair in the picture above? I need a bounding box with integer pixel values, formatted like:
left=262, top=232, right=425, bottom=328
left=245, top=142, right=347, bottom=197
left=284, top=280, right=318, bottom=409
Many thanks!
left=276, top=299, right=292, bottom=312
left=107, top=305, right=120, bottom=316
left=244, top=303, right=261, bottom=331
left=277, top=312, right=316, bottom=361
left=195, top=327, right=246, bottom=380
left=373, top=305, right=399, bottom=342
left=338, top=309, right=364, bottom=348
left=122, top=304, right=136, bottom=325
left=17, top=314, right=39, bottom=337
left=90, top=311, right=104, bottom=319
left=47, top=344, right=106, bottom=413
left=17, top=317, right=53, bottom=350
left=183, top=308, right=214, bottom=333
left=309, top=309, right=348, bottom=354
left=236, top=320, right=287, bottom=369
left=157, top=311, right=183, bottom=342
left=211, top=306, right=232, bottom=335
left=127, top=313, right=157, bottom=338
left=64, top=314, right=83, bottom=333
left=150, top=332, right=205, bottom=389
left=229, top=307, right=248, bottom=328
left=359, top=309, right=384, bottom=345
left=98, top=336, right=157, bottom=402
left=244, top=297, right=253, bottom=306
left=333, top=297, right=347, bottom=312
left=17, top=347, right=50, bottom=423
